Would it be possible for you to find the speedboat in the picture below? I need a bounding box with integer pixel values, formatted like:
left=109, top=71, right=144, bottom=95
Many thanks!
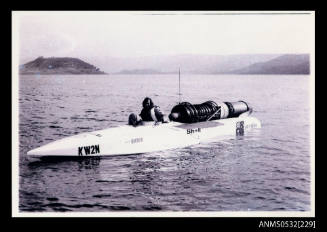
left=27, top=100, right=261, bottom=158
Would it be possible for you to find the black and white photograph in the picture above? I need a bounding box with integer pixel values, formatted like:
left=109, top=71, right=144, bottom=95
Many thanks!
left=12, top=11, right=315, bottom=217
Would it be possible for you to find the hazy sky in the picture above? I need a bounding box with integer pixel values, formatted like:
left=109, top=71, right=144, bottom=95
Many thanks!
left=14, top=11, right=314, bottom=62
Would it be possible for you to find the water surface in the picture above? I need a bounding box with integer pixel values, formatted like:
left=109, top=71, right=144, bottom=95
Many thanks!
left=18, top=74, right=311, bottom=212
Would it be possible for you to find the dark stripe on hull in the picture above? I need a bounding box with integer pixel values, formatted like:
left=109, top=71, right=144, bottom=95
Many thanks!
left=175, top=121, right=224, bottom=129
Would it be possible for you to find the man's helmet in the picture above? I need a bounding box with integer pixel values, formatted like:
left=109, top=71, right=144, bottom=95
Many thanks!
left=142, top=97, right=154, bottom=109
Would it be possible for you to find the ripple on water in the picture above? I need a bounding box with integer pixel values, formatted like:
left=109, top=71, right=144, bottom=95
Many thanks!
left=49, top=125, right=62, bottom=129
left=284, top=186, right=310, bottom=195
left=92, top=194, right=112, bottom=198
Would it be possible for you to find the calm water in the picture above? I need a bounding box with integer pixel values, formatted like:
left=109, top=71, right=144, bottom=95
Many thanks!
left=18, top=74, right=312, bottom=212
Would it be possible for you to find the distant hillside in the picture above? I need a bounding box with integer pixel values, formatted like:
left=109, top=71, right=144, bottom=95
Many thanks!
left=231, top=54, right=310, bottom=74
left=115, top=69, right=165, bottom=75
left=19, top=54, right=311, bottom=75
left=19, top=57, right=106, bottom=75
left=84, top=54, right=281, bottom=74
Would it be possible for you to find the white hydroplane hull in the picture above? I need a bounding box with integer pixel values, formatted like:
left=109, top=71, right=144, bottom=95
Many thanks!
left=27, top=115, right=261, bottom=158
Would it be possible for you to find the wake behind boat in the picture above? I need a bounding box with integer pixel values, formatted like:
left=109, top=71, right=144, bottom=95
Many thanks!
left=27, top=100, right=261, bottom=159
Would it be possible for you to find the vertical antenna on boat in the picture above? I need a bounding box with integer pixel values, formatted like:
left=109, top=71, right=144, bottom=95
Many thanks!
left=178, top=67, right=181, bottom=104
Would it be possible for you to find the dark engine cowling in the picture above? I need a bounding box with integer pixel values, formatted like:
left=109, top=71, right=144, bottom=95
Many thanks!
left=169, top=100, right=249, bottom=123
